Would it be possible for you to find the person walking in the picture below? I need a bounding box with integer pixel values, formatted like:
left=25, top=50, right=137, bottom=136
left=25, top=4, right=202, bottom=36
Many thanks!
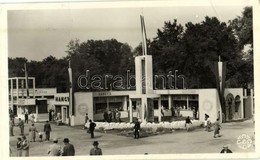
left=17, top=118, right=24, bottom=135
left=133, top=119, right=140, bottom=139
left=90, top=141, right=102, bottom=155
left=44, top=121, right=52, bottom=141
left=185, top=116, right=192, bottom=132
left=29, top=123, right=38, bottom=142
left=47, top=138, right=61, bottom=156
left=213, top=118, right=221, bottom=138
left=10, top=118, right=15, bottom=136
left=89, top=120, right=96, bottom=138
left=61, top=138, right=75, bottom=156
left=83, top=113, right=89, bottom=129
left=21, top=135, right=30, bottom=157
left=30, top=113, right=35, bottom=123
left=16, top=137, right=23, bottom=157
left=205, top=114, right=211, bottom=132
left=25, top=112, right=29, bottom=124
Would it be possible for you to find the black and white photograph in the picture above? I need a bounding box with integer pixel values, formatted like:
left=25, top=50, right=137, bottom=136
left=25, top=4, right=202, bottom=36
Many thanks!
left=1, top=0, right=259, bottom=159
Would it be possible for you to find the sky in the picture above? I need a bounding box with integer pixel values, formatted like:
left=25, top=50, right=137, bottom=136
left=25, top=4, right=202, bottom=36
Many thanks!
left=7, top=1, right=250, bottom=61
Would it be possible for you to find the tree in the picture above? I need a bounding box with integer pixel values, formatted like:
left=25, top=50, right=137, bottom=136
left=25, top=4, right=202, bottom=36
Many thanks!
left=146, top=19, right=184, bottom=89
left=8, top=57, right=28, bottom=77
left=229, top=7, right=253, bottom=49
left=181, top=17, right=239, bottom=88
left=66, top=39, right=134, bottom=91
left=146, top=17, right=240, bottom=89
left=228, top=7, right=253, bottom=88
left=150, top=19, right=184, bottom=73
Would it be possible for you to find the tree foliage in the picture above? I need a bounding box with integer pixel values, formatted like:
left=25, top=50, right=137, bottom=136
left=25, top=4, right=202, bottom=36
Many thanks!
left=8, top=7, right=253, bottom=91
left=148, top=16, right=242, bottom=89
left=66, top=39, right=135, bottom=91
left=228, top=7, right=253, bottom=88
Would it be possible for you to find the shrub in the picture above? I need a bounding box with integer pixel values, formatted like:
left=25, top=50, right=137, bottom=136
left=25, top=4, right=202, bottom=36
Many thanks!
left=156, top=127, right=164, bottom=132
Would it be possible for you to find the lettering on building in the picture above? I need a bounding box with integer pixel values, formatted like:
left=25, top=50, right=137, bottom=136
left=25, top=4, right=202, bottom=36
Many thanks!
left=55, top=96, right=69, bottom=102
left=98, top=92, right=112, bottom=96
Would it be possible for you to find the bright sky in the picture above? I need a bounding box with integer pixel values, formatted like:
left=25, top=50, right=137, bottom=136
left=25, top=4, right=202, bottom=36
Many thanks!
left=7, top=1, right=250, bottom=61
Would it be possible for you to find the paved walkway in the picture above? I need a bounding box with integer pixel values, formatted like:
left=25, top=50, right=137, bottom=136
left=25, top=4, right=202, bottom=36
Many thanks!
left=9, top=119, right=254, bottom=157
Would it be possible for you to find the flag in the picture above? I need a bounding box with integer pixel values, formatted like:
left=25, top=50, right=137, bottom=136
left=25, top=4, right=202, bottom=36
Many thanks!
left=68, top=61, right=75, bottom=116
left=209, top=60, right=227, bottom=117
left=24, top=63, right=29, bottom=98
left=140, top=15, right=147, bottom=55
left=68, top=61, right=73, bottom=88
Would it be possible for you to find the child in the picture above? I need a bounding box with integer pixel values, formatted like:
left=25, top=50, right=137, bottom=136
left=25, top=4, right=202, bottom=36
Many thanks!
left=38, top=131, right=43, bottom=142
left=185, top=116, right=192, bottom=132
left=213, top=118, right=221, bottom=138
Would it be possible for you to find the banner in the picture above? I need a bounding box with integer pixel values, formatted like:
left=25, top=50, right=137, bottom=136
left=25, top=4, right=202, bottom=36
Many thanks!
left=209, top=60, right=226, bottom=117
left=68, top=61, right=75, bottom=116
left=24, top=63, right=29, bottom=98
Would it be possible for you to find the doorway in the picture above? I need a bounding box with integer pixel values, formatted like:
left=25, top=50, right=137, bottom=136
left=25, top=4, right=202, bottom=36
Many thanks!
left=61, top=106, right=67, bottom=123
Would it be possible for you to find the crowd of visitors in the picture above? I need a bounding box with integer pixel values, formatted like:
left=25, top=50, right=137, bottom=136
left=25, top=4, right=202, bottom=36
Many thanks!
left=9, top=107, right=233, bottom=157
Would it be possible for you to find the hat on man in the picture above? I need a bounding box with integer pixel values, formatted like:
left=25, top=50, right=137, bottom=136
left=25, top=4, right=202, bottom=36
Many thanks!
left=63, top=138, right=69, bottom=143
left=223, top=144, right=229, bottom=148
left=93, top=141, right=99, bottom=146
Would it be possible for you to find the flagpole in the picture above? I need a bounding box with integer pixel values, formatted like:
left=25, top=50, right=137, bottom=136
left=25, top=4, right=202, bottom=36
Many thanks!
left=24, top=63, right=29, bottom=99
left=140, top=15, right=148, bottom=55
left=68, top=60, right=74, bottom=126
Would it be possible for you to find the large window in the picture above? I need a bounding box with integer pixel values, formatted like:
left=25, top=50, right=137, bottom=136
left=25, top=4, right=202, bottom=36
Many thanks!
left=95, top=103, right=107, bottom=114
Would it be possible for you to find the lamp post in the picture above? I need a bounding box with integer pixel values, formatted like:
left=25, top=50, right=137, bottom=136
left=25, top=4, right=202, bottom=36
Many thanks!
left=178, top=75, right=185, bottom=89
left=174, top=70, right=178, bottom=89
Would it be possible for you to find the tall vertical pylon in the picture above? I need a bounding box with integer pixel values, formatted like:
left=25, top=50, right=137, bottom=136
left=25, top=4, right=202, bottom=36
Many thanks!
left=140, top=15, right=147, bottom=55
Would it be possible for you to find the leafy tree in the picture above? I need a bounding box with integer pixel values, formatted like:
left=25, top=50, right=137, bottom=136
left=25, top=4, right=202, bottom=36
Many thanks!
left=150, top=19, right=184, bottom=74
left=8, top=57, right=28, bottom=77
left=229, top=7, right=253, bottom=49
left=146, top=19, right=184, bottom=89
left=228, top=7, right=253, bottom=88
left=8, top=56, right=70, bottom=92
left=181, top=16, right=239, bottom=88
left=66, top=39, right=134, bottom=91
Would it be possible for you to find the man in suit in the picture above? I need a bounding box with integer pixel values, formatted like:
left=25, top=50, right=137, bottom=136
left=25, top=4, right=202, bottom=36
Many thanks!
left=220, top=145, right=232, bottom=153
left=47, top=138, right=61, bottom=156
left=90, top=141, right=102, bottom=155
left=9, top=118, right=15, bottom=136
left=89, top=120, right=96, bottom=138
left=17, top=118, right=24, bottom=135
left=43, top=121, right=52, bottom=141
left=133, top=119, right=140, bottom=139
left=61, top=138, right=75, bottom=156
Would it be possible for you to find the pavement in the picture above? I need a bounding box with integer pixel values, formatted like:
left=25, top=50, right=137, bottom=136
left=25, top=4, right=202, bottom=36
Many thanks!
left=9, top=119, right=255, bottom=157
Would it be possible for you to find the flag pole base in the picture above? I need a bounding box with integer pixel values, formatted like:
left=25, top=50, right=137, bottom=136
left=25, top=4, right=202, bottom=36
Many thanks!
left=70, top=115, right=75, bottom=126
